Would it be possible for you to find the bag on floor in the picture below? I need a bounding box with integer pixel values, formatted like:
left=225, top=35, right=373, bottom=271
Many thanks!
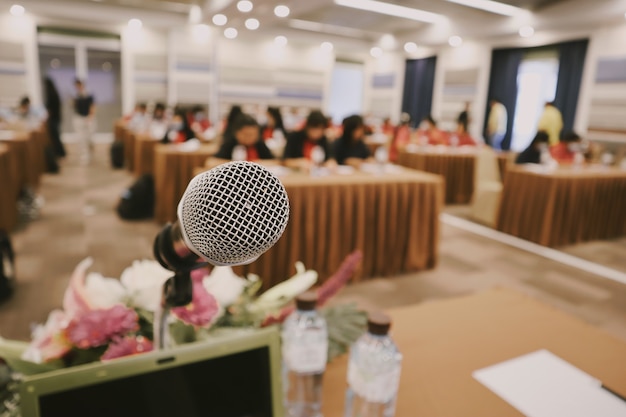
left=110, top=141, right=124, bottom=169
left=116, top=174, right=154, bottom=220
left=0, top=230, right=15, bottom=302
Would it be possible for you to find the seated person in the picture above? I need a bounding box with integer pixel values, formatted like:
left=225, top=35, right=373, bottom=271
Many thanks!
left=550, top=131, right=581, bottom=164
left=389, top=112, right=411, bottom=162
left=332, top=115, right=373, bottom=168
left=222, top=104, right=243, bottom=142
left=162, top=108, right=195, bottom=144
left=419, top=115, right=447, bottom=145
left=127, top=102, right=149, bottom=132
left=381, top=117, right=395, bottom=137
left=283, top=110, right=332, bottom=169
left=515, top=131, right=549, bottom=164
left=148, top=102, right=168, bottom=139
left=190, top=105, right=211, bottom=132
left=261, top=107, right=288, bottom=142
left=208, top=114, right=275, bottom=168
left=12, top=96, right=46, bottom=129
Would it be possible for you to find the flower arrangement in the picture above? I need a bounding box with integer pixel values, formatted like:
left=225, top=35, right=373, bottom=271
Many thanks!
left=2, top=250, right=365, bottom=373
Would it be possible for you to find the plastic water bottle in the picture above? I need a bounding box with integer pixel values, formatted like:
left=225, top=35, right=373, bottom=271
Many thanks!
left=345, top=312, right=402, bottom=417
left=282, top=292, right=328, bottom=417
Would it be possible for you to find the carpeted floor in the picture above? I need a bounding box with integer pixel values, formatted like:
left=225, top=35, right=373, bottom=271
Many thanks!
left=1, top=143, right=626, bottom=345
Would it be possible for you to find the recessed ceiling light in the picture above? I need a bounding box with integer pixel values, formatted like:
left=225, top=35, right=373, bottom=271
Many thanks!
left=128, top=18, right=142, bottom=30
left=274, top=35, right=288, bottom=46
left=320, top=41, right=334, bottom=52
left=237, top=0, right=253, bottom=13
left=370, top=46, right=383, bottom=58
left=448, top=35, right=463, bottom=47
left=9, top=4, right=25, bottom=16
left=274, top=5, right=290, bottom=18
left=212, top=14, right=227, bottom=26
left=245, top=18, right=260, bottom=30
left=518, top=25, right=534, bottom=38
left=404, top=42, right=418, bottom=53
left=334, top=0, right=445, bottom=24
left=224, top=27, right=238, bottom=39
left=189, top=5, right=202, bottom=24
left=444, top=0, right=525, bottom=17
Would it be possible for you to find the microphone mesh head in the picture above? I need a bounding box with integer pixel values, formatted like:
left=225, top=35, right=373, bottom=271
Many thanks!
left=178, top=161, right=290, bottom=266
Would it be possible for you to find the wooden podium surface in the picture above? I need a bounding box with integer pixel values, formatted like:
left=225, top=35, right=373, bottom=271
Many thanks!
left=322, top=289, right=626, bottom=416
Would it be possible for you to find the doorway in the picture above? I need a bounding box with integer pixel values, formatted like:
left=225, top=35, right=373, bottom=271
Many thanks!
left=38, top=32, right=122, bottom=140
left=510, top=50, right=560, bottom=151
left=328, top=61, right=364, bottom=125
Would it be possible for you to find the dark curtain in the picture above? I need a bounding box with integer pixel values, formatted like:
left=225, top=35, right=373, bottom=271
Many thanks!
left=484, top=48, right=524, bottom=150
left=553, top=39, right=589, bottom=134
left=402, top=56, right=437, bottom=128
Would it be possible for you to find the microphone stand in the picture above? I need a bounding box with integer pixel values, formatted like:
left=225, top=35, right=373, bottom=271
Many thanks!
left=152, top=222, right=208, bottom=350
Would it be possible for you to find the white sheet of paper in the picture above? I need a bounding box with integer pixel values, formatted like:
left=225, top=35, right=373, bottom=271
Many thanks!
left=473, top=349, right=626, bottom=417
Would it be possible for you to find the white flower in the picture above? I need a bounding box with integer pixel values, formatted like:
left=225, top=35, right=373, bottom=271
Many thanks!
left=253, top=262, right=317, bottom=311
left=120, top=260, right=172, bottom=312
left=84, top=272, right=127, bottom=309
left=202, top=266, right=247, bottom=307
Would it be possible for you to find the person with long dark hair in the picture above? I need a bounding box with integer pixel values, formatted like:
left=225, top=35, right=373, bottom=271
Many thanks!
left=332, top=115, right=372, bottom=167
left=261, top=107, right=287, bottom=141
left=44, top=78, right=65, bottom=157
left=161, top=108, right=195, bottom=144
left=283, top=110, right=331, bottom=170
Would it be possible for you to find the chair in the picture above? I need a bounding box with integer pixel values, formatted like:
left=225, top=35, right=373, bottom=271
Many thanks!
left=470, top=146, right=503, bottom=227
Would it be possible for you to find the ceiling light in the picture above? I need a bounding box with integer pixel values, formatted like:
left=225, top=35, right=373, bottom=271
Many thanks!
left=404, top=42, right=418, bottom=53
left=224, top=27, right=238, bottom=39
left=370, top=46, right=383, bottom=58
left=274, top=35, right=288, bottom=46
left=320, top=41, right=334, bottom=52
left=189, top=5, right=202, bottom=24
left=237, top=0, right=253, bottom=13
left=128, top=18, right=142, bottom=30
left=274, top=5, right=290, bottom=18
left=212, top=14, right=227, bottom=26
left=9, top=4, right=25, bottom=16
left=245, top=18, right=260, bottom=30
left=380, top=33, right=396, bottom=50
left=444, top=0, right=525, bottom=17
left=518, top=25, right=534, bottom=38
left=448, top=35, right=463, bottom=47
left=334, top=0, right=445, bottom=24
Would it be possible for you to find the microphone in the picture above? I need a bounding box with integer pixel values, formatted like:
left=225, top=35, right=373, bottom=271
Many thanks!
left=153, top=161, right=290, bottom=272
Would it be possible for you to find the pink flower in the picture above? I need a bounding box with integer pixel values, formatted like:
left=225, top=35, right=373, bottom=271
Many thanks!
left=63, top=258, right=96, bottom=319
left=171, top=280, right=219, bottom=327
left=101, top=335, right=153, bottom=361
left=21, top=310, right=72, bottom=363
left=66, top=305, right=139, bottom=349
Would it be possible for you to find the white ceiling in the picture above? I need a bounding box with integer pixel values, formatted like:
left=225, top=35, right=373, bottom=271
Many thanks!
left=12, top=0, right=626, bottom=48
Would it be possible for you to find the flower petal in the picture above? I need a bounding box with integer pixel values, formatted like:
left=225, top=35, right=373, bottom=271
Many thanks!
left=172, top=281, right=219, bottom=327
left=62, top=257, right=95, bottom=319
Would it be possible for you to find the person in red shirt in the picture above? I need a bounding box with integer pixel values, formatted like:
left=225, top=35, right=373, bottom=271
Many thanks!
left=550, top=131, right=581, bottom=164
left=260, top=107, right=287, bottom=141
left=283, top=110, right=332, bottom=170
left=209, top=113, right=275, bottom=168
left=381, top=117, right=395, bottom=137
left=389, top=112, right=411, bottom=162
left=419, top=115, right=448, bottom=145
left=162, top=108, right=195, bottom=144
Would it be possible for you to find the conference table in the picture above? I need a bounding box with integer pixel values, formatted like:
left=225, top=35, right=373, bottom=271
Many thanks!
left=189, top=164, right=444, bottom=287
left=0, top=144, right=18, bottom=231
left=323, top=288, right=626, bottom=416
left=153, top=143, right=220, bottom=224
left=497, top=164, right=626, bottom=247
left=396, top=146, right=513, bottom=205
left=133, top=134, right=161, bottom=176
left=0, top=129, right=43, bottom=191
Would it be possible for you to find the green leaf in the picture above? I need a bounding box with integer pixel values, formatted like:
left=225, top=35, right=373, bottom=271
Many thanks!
left=321, top=304, right=367, bottom=363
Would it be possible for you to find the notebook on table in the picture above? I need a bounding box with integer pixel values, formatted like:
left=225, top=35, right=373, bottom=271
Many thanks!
left=20, top=326, right=283, bottom=417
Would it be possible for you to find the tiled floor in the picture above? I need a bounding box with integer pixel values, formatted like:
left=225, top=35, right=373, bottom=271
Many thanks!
left=1, top=143, right=625, bottom=345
